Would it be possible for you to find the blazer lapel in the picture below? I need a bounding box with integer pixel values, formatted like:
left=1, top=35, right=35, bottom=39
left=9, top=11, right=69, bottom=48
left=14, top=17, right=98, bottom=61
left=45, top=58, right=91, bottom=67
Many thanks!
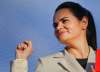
left=86, top=47, right=95, bottom=72
left=52, top=51, right=73, bottom=72
left=53, top=47, right=95, bottom=72
left=64, top=50, right=86, bottom=72
left=56, top=50, right=86, bottom=72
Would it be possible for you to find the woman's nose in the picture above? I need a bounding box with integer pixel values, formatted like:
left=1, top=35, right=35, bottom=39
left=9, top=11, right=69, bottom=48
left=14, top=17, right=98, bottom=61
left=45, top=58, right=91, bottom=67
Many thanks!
left=56, top=22, right=64, bottom=30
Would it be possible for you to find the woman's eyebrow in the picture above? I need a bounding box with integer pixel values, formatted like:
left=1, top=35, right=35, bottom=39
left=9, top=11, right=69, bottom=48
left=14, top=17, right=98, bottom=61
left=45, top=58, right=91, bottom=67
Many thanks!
left=59, top=17, right=69, bottom=21
left=54, top=17, right=69, bottom=23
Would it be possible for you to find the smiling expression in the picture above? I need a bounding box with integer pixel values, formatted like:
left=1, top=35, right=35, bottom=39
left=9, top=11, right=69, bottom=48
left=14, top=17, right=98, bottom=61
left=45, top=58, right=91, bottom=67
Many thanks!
left=53, top=8, right=87, bottom=44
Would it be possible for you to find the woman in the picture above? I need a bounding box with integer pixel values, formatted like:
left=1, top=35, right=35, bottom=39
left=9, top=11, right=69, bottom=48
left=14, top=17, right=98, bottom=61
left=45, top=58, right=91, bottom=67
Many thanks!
left=11, top=2, right=96, bottom=72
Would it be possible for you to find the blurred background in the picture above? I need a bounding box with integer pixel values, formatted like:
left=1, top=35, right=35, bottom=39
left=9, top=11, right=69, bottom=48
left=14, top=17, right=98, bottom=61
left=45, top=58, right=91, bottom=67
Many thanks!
left=0, top=0, right=100, bottom=72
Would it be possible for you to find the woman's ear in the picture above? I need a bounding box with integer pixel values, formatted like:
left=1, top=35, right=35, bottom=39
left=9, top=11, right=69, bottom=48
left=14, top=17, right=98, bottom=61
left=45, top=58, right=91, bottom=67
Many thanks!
left=81, top=16, right=88, bottom=30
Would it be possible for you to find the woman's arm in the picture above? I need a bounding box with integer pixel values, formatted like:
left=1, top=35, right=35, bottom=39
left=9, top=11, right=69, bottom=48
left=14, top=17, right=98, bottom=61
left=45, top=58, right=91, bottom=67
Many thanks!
left=11, top=41, right=32, bottom=72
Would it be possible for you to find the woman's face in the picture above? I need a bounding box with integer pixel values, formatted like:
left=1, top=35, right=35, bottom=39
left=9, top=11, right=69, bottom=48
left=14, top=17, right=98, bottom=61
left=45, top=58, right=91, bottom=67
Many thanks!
left=53, top=8, right=87, bottom=43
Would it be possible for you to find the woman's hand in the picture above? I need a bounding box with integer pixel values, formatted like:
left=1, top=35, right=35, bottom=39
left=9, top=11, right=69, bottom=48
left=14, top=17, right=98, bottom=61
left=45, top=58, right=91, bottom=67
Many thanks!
left=16, top=41, right=32, bottom=59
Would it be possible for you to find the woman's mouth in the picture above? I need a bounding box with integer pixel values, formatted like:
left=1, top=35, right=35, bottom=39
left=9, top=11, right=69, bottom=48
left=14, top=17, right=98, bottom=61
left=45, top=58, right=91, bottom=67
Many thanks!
left=57, top=30, right=68, bottom=36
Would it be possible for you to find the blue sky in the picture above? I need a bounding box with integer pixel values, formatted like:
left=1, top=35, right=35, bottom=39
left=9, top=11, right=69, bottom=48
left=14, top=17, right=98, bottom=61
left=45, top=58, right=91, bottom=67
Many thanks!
left=0, top=0, right=100, bottom=72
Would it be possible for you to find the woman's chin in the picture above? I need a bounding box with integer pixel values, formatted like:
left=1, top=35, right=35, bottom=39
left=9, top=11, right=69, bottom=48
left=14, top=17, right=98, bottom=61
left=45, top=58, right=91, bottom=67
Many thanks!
left=58, top=36, right=69, bottom=43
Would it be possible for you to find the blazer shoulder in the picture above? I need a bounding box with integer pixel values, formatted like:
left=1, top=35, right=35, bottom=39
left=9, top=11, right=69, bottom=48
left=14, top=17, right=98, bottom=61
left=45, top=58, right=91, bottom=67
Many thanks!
left=39, top=51, right=64, bottom=62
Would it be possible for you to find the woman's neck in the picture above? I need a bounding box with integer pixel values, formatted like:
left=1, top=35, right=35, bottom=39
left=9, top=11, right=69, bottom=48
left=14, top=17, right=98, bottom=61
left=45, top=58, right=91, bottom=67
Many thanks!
left=65, top=34, right=90, bottom=59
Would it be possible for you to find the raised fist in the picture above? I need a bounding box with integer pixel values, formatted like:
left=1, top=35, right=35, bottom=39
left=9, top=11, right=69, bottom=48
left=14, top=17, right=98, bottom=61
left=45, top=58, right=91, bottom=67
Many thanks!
left=16, top=41, right=32, bottom=59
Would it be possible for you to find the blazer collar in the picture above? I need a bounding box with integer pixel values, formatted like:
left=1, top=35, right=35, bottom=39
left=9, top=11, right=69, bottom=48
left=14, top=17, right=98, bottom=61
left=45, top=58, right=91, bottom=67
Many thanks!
left=54, top=46, right=95, bottom=72
left=86, top=47, right=96, bottom=72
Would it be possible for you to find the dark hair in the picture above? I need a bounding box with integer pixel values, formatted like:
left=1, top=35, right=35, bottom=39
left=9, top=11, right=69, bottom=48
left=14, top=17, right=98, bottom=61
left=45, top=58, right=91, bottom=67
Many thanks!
left=53, top=2, right=97, bottom=50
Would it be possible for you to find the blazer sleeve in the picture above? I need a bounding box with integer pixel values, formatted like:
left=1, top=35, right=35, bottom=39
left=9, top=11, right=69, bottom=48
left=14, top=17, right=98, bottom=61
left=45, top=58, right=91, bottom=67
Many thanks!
left=11, top=59, right=28, bottom=72
left=35, top=58, right=45, bottom=72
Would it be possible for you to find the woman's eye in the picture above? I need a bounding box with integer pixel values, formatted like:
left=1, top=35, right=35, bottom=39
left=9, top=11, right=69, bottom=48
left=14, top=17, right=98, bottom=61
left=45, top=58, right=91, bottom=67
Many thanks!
left=62, top=20, right=68, bottom=24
